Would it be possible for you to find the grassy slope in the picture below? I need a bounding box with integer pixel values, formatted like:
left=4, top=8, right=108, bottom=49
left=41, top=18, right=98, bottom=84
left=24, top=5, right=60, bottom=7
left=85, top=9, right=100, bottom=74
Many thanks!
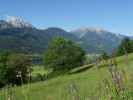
left=0, top=53, right=133, bottom=100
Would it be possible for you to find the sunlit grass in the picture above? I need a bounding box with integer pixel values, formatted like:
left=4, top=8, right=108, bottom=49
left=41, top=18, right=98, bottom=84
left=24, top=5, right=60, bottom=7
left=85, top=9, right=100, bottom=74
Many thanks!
left=0, top=53, right=133, bottom=100
left=31, top=66, right=49, bottom=77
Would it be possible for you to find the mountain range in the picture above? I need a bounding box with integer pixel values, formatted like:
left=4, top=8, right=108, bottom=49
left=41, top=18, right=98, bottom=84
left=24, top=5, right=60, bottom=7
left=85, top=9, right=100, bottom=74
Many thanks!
left=0, top=17, right=129, bottom=54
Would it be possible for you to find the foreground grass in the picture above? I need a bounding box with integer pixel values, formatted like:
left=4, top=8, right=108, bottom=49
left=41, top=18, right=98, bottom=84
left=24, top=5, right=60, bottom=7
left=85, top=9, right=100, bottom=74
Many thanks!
left=0, top=53, right=133, bottom=100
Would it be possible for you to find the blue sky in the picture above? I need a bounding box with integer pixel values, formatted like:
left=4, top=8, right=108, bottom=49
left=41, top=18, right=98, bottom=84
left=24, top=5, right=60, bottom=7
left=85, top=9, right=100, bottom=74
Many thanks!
left=0, top=0, right=133, bottom=35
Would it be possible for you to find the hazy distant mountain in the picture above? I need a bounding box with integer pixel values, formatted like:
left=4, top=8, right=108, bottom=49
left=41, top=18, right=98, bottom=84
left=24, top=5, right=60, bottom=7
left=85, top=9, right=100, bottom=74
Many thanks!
left=71, top=27, right=122, bottom=53
left=0, top=17, right=130, bottom=54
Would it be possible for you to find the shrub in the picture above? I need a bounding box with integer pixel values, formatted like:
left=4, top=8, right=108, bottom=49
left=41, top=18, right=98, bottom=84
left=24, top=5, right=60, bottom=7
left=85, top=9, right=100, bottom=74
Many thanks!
left=0, top=52, right=9, bottom=87
left=116, top=37, right=133, bottom=56
left=6, top=53, right=32, bottom=85
left=101, top=51, right=110, bottom=60
left=0, top=52, right=32, bottom=86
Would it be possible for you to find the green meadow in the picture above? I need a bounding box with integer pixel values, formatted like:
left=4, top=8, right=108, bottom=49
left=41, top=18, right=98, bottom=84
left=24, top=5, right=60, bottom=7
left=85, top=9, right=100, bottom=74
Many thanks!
left=0, top=53, right=133, bottom=100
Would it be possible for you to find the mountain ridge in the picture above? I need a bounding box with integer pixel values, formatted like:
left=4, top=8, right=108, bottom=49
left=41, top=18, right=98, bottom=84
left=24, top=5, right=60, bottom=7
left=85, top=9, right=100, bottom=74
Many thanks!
left=0, top=17, right=130, bottom=54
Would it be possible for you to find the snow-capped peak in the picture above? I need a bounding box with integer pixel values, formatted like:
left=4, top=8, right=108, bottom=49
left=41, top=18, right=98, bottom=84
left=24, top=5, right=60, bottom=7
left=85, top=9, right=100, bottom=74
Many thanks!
left=6, top=16, right=33, bottom=28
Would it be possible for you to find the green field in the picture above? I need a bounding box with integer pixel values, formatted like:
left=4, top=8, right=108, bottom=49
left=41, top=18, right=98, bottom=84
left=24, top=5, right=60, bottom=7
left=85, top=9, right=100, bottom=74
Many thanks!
left=31, top=66, right=49, bottom=77
left=0, top=53, right=133, bottom=100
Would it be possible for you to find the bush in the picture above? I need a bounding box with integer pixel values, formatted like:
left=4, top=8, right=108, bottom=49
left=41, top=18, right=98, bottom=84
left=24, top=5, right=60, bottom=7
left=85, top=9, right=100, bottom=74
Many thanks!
left=101, top=51, right=110, bottom=60
left=44, top=37, right=85, bottom=71
left=0, top=52, right=32, bottom=86
left=0, top=52, right=9, bottom=87
left=31, top=73, right=44, bottom=82
left=116, top=37, right=133, bottom=56
left=6, top=53, right=32, bottom=85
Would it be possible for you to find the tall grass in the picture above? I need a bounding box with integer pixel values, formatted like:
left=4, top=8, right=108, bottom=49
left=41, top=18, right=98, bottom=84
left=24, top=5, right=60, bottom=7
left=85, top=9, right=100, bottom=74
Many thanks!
left=98, top=52, right=133, bottom=100
left=0, top=53, right=133, bottom=100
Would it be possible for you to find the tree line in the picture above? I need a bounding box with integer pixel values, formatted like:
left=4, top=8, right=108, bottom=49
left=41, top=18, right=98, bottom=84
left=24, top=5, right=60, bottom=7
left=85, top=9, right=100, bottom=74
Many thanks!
left=0, top=36, right=132, bottom=88
left=0, top=37, right=85, bottom=87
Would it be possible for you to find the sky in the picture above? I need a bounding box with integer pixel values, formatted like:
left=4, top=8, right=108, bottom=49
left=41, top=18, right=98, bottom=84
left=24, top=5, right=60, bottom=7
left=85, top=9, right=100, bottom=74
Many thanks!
left=0, top=0, right=133, bottom=36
